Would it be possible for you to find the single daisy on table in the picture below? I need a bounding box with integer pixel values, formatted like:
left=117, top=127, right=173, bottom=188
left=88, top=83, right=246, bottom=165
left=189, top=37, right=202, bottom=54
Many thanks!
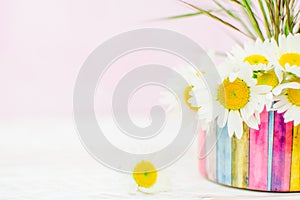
left=214, top=62, right=271, bottom=138
left=129, top=160, right=170, bottom=194
left=273, top=34, right=300, bottom=78
left=272, top=79, right=300, bottom=125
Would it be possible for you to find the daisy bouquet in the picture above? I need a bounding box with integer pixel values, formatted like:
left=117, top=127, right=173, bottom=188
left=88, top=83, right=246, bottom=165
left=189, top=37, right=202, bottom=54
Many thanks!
left=168, top=0, right=300, bottom=192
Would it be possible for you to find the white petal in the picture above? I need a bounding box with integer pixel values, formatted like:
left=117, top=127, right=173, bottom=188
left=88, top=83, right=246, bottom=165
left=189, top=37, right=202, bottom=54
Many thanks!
left=242, top=103, right=255, bottom=117
left=284, top=108, right=296, bottom=123
left=217, top=109, right=228, bottom=128
left=276, top=102, right=292, bottom=113
left=240, top=107, right=247, bottom=121
left=229, top=72, right=238, bottom=82
left=227, top=111, right=235, bottom=137
left=273, top=82, right=300, bottom=96
left=266, top=92, right=273, bottom=100
left=253, top=85, right=272, bottom=94
left=273, top=97, right=288, bottom=109
left=245, top=114, right=259, bottom=130
left=286, top=65, right=300, bottom=77
left=274, top=67, right=283, bottom=83
left=228, top=110, right=243, bottom=138
left=255, top=111, right=261, bottom=124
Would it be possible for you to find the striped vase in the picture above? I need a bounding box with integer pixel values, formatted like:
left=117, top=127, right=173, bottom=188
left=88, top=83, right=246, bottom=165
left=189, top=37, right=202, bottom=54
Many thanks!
left=198, top=108, right=300, bottom=192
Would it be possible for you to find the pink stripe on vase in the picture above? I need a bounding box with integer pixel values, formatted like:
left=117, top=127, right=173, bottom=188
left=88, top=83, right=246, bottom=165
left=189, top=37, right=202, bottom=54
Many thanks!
left=283, top=122, right=293, bottom=191
left=249, top=108, right=269, bottom=190
left=206, top=121, right=217, bottom=181
left=198, top=128, right=207, bottom=178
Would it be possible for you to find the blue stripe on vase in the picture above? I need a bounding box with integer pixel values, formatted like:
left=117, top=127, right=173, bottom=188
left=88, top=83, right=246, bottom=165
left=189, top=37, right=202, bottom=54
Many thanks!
left=216, top=123, right=232, bottom=185
left=267, top=110, right=274, bottom=191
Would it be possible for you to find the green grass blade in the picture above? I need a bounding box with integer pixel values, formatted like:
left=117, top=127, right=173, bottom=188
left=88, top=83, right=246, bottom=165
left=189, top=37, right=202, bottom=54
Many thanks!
left=213, top=0, right=256, bottom=39
left=241, top=0, right=265, bottom=40
left=165, top=11, right=215, bottom=20
left=179, top=0, right=253, bottom=39
left=258, top=0, right=272, bottom=38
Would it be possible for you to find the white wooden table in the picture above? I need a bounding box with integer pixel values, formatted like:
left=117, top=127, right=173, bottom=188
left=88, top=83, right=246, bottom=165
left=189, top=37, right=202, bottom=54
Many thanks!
left=1, top=118, right=299, bottom=199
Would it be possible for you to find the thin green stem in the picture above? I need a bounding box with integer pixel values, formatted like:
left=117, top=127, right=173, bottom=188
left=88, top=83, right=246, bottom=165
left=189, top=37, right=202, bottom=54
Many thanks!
left=286, top=0, right=292, bottom=34
left=213, top=0, right=256, bottom=39
left=164, top=11, right=219, bottom=20
left=179, top=1, right=253, bottom=39
left=241, top=0, right=265, bottom=40
left=166, top=0, right=299, bottom=41
left=273, top=0, right=281, bottom=42
left=258, top=0, right=272, bottom=38
left=265, top=0, right=276, bottom=35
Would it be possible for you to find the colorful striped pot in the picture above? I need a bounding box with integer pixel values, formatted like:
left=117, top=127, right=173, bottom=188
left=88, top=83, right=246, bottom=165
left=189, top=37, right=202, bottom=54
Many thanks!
left=198, top=108, right=300, bottom=192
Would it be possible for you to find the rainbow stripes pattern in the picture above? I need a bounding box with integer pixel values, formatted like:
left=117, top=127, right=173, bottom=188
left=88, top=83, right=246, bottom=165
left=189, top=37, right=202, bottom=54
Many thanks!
left=198, top=108, right=300, bottom=192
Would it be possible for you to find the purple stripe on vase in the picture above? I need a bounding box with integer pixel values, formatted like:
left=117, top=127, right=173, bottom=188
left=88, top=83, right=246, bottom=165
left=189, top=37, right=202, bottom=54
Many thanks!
left=271, top=112, right=292, bottom=191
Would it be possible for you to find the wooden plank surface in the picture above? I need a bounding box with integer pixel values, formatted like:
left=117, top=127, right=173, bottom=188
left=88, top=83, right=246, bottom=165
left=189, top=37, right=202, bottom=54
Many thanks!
left=2, top=119, right=300, bottom=199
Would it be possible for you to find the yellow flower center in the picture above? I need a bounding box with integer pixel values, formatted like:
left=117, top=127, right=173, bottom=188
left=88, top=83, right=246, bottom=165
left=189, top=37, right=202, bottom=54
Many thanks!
left=244, top=54, right=269, bottom=65
left=287, top=88, right=300, bottom=106
left=217, top=78, right=250, bottom=110
left=279, top=53, right=300, bottom=68
left=257, top=70, right=279, bottom=88
left=287, top=79, right=300, bottom=106
left=133, top=161, right=157, bottom=188
left=184, top=85, right=200, bottom=112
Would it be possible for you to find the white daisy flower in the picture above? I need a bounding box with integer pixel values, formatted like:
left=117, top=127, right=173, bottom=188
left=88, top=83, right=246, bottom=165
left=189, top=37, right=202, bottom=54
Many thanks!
left=188, top=83, right=213, bottom=131
left=215, top=62, right=272, bottom=139
left=128, top=160, right=171, bottom=194
left=255, top=69, right=279, bottom=111
left=229, top=38, right=282, bottom=90
left=273, top=34, right=300, bottom=78
left=186, top=68, right=215, bottom=131
left=228, top=38, right=276, bottom=71
left=273, top=79, right=300, bottom=126
left=159, top=66, right=204, bottom=113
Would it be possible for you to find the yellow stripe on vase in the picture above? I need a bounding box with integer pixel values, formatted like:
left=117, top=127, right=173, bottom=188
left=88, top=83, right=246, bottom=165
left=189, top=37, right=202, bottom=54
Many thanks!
left=290, top=125, right=300, bottom=191
left=232, top=123, right=249, bottom=188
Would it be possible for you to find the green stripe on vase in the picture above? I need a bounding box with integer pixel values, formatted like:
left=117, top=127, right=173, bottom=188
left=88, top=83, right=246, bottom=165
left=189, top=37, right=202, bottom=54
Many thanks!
left=232, top=123, right=249, bottom=188
left=290, top=125, right=300, bottom=191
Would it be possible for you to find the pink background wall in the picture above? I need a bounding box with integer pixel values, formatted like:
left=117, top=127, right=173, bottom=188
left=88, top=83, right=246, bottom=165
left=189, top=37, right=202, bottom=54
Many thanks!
left=0, top=0, right=246, bottom=120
